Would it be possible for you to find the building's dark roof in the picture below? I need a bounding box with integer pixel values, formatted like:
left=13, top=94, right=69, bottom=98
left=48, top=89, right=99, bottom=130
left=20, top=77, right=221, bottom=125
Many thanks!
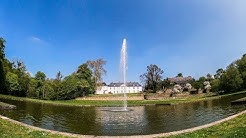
left=108, top=82, right=142, bottom=87
left=168, top=76, right=193, bottom=84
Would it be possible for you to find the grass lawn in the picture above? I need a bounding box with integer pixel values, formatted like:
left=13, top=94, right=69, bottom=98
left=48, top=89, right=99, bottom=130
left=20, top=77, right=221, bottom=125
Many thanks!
left=0, top=91, right=245, bottom=107
left=0, top=117, right=69, bottom=138
left=166, top=112, right=246, bottom=138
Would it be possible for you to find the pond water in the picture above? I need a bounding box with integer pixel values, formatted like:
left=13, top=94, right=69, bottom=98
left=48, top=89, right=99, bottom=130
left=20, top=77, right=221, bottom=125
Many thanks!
left=0, top=93, right=246, bottom=136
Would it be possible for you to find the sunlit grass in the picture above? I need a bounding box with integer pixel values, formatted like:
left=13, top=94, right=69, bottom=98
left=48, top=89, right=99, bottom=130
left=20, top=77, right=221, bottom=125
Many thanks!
left=0, top=118, right=69, bottom=138
left=165, top=113, right=246, bottom=138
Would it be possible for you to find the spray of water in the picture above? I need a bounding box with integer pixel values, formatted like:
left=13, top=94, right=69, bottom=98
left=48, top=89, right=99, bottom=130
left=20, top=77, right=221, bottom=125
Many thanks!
left=120, top=38, right=127, bottom=111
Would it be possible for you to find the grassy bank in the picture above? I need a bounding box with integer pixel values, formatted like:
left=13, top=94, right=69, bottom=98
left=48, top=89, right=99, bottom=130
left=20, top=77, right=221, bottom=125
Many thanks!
left=0, top=91, right=246, bottom=107
left=0, top=111, right=245, bottom=138
left=0, top=117, right=69, bottom=138
left=166, top=112, right=246, bottom=138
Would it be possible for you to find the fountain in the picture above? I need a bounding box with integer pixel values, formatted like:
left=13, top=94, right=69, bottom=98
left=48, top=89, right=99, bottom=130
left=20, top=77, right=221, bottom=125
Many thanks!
left=120, top=38, right=127, bottom=111
left=100, top=38, right=130, bottom=112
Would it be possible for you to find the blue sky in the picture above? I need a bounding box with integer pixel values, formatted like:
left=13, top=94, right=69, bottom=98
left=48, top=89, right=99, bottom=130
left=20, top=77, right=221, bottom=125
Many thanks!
left=1, top=0, right=246, bottom=83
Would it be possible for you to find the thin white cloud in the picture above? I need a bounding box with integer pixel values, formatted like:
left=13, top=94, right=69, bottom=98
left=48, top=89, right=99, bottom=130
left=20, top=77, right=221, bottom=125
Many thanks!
left=30, top=36, right=42, bottom=42
left=28, top=36, right=50, bottom=46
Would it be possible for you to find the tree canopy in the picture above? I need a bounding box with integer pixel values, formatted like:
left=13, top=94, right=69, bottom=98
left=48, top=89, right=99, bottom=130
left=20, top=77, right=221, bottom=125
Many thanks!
left=140, top=64, right=163, bottom=92
left=86, top=58, right=107, bottom=87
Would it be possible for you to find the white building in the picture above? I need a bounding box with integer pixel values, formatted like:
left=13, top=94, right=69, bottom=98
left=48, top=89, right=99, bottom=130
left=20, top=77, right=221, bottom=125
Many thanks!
left=96, top=82, right=143, bottom=94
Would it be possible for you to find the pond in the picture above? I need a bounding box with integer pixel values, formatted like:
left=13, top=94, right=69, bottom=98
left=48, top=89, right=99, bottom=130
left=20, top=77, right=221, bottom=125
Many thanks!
left=0, top=93, right=246, bottom=136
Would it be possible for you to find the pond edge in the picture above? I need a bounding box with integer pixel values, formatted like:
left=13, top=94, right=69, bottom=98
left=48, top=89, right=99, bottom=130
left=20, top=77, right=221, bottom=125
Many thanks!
left=0, top=110, right=246, bottom=138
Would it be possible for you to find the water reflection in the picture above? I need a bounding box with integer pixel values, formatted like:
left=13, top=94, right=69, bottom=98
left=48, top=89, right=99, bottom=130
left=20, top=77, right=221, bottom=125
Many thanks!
left=95, top=107, right=147, bottom=135
left=0, top=93, right=245, bottom=136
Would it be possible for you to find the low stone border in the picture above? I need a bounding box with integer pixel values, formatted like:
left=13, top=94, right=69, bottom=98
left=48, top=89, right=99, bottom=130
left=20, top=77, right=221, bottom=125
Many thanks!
left=1, top=110, right=246, bottom=138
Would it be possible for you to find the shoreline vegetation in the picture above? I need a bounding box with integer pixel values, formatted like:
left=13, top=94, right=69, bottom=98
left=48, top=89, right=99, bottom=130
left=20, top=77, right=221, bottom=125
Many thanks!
left=0, top=91, right=245, bottom=107
left=0, top=110, right=245, bottom=138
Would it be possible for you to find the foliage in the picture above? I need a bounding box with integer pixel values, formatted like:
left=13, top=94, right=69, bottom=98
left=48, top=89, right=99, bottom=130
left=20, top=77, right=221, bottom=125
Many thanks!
left=86, top=58, right=107, bottom=87
left=210, top=79, right=221, bottom=93
left=158, top=78, right=172, bottom=90
left=0, top=37, right=6, bottom=94
left=27, top=78, right=38, bottom=98
left=191, top=77, right=206, bottom=90
left=35, top=71, right=46, bottom=82
left=11, top=60, right=30, bottom=96
left=214, top=68, right=225, bottom=79
left=220, top=63, right=243, bottom=92
left=5, top=72, right=20, bottom=95
left=140, top=64, right=164, bottom=92
left=206, top=73, right=212, bottom=81
left=176, top=73, right=183, bottom=77
left=236, top=54, right=246, bottom=89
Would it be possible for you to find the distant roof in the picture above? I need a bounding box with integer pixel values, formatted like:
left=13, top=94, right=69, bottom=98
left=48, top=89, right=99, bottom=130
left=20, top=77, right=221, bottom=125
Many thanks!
left=108, top=82, right=142, bottom=87
left=168, top=76, right=193, bottom=84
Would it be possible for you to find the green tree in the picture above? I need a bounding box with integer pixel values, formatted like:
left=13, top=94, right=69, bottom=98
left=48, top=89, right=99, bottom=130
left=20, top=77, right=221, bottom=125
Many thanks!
left=41, top=82, right=55, bottom=100
left=86, top=58, right=107, bottom=87
left=158, top=78, right=172, bottom=90
left=35, top=71, right=46, bottom=82
left=220, top=63, right=243, bottom=92
left=191, top=77, right=206, bottom=90
left=206, top=73, right=213, bottom=81
left=76, top=64, right=95, bottom=94
left=34, top=71, right=46, bottom=99
left=176, top=73, right=183, bottom=77
left=13, top=60, right=30, bottom=96
left=210, top=79, right=221, bottom=93
left=214, top=68, right=225, bottom=79
left=56, top=64, right=95, bottom=100
left=140, top=64, right=164, bottom=92
left=59, top=75, right=82, bottom=100
left=0, top=37, right=6, bottom=94
left=6, top=72, right=20, bottom=95
left=55, top=71, right=63, bottom=81
left=236, top=54, right=246, bottom=89
left=27, top=78, right=38, bottom=98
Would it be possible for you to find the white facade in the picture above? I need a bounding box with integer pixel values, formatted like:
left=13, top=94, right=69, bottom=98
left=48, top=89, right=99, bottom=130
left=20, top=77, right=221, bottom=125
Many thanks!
left=95, top=82, right=143, bottom=94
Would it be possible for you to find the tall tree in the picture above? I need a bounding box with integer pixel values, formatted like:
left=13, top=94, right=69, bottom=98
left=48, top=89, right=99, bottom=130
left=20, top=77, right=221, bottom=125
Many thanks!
left=6, top=72, right=20, bottom=95
left=86, top=58, right=107, bottom=87
left=35, top=71, right=46, bottom=82
left=76, top=63, right=95, bottom=94
left=220, top=63, right=243, bottom=92
left=55, top=71, right=63, bottom=81
left=13, top=60, right=30, bottom=96
left=176, top=73, right=183, bottom=77
left=140, top=64, right=164, bottom=92
left=206, top=73, right=212, bottom=81
left=214, top=68, right=225, bottom=79
left=35, top=71, right=46, bottom=98
left=0, top=37, right=6, bottom=94
left=236, top=55, right=246, bottom=89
